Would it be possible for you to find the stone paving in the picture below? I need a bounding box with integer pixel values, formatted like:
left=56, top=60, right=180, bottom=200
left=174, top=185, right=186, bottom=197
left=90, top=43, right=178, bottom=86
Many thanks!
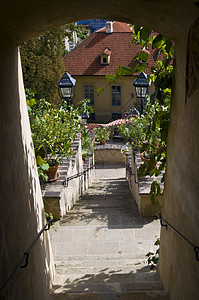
left=51, top=162, right=168, bottom=299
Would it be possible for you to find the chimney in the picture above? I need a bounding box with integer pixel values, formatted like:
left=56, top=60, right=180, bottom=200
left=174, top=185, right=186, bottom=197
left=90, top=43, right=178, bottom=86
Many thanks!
left=106, top=21, right=113, bottom=34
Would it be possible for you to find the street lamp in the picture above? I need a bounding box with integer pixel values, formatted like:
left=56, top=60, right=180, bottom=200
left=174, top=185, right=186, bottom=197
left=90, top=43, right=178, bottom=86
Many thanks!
left=57, top=71, right=76, bottom=108
left=133, top=72, right=149, bottom=115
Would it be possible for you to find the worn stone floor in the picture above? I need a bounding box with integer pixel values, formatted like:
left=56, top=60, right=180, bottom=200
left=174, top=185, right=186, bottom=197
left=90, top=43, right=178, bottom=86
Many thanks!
left=50, top=162, right=168, bottom=299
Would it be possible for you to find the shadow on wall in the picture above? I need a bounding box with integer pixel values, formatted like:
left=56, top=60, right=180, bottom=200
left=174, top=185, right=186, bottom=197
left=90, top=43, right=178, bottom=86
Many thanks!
left=0, top=43, right=53, bottom=299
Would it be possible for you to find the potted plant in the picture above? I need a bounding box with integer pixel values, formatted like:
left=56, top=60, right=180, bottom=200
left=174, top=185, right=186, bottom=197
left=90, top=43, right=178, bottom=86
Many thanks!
left=93, top=127, right=110, bottom=144
left=118, top=114, right=147, bottom=149
left=27, top=94, right=80, bottom=181
left=81, top=126, right=95, bottom=162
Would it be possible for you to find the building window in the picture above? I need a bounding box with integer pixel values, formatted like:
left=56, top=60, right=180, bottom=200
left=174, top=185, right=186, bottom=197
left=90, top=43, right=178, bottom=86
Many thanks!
left=84, top=85, right=94, bottom=105
left=111, top=85, right=121, bottom=106
left=88, top=113, right=95, bottom=121
left=112, top=113, right=122, bottom=121
left=103, top=57, right=107, bottom=64
left=69, top=41, right=74, bottom=51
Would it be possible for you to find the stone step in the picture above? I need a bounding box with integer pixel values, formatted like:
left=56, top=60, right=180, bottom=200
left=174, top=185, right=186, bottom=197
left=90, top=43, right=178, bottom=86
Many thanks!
left=52, top=290, right=169, bottom=300
left=54, top=262, right=155, bottom=277
left=55, top=256, right=148, bottom=265
left=53, top=253, right=150, bottom=263
left=50, top=167, right=166, bottom=299
left=52, top=281, right=169, bottom=299
left=56, top=262, right=159, bottom=281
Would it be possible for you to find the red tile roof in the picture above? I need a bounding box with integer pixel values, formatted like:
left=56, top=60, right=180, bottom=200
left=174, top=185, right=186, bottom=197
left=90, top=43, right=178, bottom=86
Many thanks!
left=97, top=21, right=132, bottom=33
left=105, top=118, right=127, bottom=127
left=63, top=22, right=160, bottom=76
left=86, top=118, right=127, bottom=130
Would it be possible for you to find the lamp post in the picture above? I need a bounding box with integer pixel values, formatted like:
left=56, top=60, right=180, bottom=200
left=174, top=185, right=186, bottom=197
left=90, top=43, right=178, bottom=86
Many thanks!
left=57, top=71, right=76, bottom=108
left=133, top=72, right=149, bottom=115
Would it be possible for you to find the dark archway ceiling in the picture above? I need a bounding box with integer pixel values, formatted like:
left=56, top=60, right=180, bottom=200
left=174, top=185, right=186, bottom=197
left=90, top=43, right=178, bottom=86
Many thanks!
left=0, top=0, right=198, bottom=44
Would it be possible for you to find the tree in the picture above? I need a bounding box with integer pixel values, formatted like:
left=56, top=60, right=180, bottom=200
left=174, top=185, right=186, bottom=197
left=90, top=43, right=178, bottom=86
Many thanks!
left=20, top=23, right=88, bottom=103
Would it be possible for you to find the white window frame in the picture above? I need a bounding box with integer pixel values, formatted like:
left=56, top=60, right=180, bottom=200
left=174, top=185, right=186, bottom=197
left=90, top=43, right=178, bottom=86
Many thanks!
left=84, top=85, right=95, bottom=105
left=111, top=85, right=121, bottom=106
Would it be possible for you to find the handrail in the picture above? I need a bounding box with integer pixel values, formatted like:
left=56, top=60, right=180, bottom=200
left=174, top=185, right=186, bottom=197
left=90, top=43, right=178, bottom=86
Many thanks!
left=155, top=214, right=199, bottom=262
left=126, top=161, right=139, bottom=184
left=0, top=218, right=53, bottom=296
left=63, top=165, right=93, bottom=187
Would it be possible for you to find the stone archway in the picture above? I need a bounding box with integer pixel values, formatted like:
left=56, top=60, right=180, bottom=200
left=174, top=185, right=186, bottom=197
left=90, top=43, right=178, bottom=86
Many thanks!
left=0, top=1, right=199, bottom=299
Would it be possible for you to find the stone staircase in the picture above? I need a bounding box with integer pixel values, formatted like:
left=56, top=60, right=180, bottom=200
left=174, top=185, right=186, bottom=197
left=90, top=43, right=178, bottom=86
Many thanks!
left=51, top=163, right=169, bottom=299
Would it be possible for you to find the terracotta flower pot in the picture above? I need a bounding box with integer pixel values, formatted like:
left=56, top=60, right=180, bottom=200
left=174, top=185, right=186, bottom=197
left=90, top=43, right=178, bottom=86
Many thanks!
left=44, top=160, right=59, bottom=181
left=100, top=139, right=106, bottom=145
left=140, top=152, right=157, bottom=172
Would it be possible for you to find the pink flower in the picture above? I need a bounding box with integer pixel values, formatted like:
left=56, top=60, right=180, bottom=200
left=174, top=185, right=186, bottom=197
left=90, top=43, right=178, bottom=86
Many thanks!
left=90, top=129, right=93, bottom=133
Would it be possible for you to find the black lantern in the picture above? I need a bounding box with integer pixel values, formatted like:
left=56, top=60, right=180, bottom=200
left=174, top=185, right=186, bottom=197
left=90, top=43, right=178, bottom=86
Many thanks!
left=57, top=71, right=76, bottom=107
left=133, top=72, right=149, bottom=115
left=81, top=113, right=89, bottom=125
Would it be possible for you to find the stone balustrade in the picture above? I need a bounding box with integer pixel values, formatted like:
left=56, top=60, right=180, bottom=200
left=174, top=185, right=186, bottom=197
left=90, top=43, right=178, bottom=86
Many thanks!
left=125, top=147, right=164, bottom=217
left=41, top=134, right=95, bottom=220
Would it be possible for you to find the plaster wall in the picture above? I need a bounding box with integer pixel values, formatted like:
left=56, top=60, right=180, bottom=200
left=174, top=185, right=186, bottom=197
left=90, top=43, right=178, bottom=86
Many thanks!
left=94, top=149, right=126, bottom=163
left=73, top=76, right=140, bottom=123
left=0, top=29, right=54, bottom=299
left=159, top=19, right=199, bottom=299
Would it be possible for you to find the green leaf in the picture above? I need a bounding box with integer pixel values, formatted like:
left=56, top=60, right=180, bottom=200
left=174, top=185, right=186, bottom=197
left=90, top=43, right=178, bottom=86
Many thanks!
left=40, top=163, right=49, bottom=171
left=149, top=90, right=158, bottom=105
left=170, top=44, right=175, bottom=56
left=153, top=48, right=161, bottom=61
left=97, top=88, right=103, bottom=96
left=134, top=51, right=149, bottom=62
left=152, top=34, right=166, bottom=49
left=116, top=65, right=133, bottom=76
left=36, top=155, right=43, bottom=165
left=105, top=74, right=117, bottom=83
left=29, top=98, right=36, bottom=107
left=160, top=120, right=169, bottom=140
left=140, top=28, right=152, bottom=41
left=165, top=39, right=172, bottom=55
left=138, top=163, right=148, bottom=177
left=134, top=25, right=141, bottom=35
left=132, top=63, right=148, bottom=73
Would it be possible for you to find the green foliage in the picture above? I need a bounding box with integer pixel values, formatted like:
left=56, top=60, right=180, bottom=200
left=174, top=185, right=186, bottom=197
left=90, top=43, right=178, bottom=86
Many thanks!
left=125, top=26, right=173, bottom=202
left=93, top=127, right=110, bottom=142
left=45, top=212, right=57, bottom=232
left=26, top=89, right=80, bottom=164
left=81, top=126, right=95, bottom=160
left=64, top=23, right=89, bottom=47
left=146, top=238, right=160, bottom=268
left=45, top=212, right=54, bottom=221
left=118, top=115, right=147, bottom=148
left=36, top=156, right=49, bottom=182
left=77, top=98, right=93, bottom=118
left=20, top=27, right=66, bottom=103
left=20, top=23, right=88, bottom=103
left=27, top=91, right=94, bottom=179
left=109, top=26, right=173, bottom=203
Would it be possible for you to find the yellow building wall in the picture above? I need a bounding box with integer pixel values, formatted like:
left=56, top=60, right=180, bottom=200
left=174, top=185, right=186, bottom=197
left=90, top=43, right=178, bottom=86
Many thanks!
left=73, top=75, right=151, bottom=123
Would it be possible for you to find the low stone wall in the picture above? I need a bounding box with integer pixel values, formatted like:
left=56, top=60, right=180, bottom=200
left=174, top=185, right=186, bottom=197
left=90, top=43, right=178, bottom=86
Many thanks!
left=41, top=135, right=95, bottom=220
left=94, top=143, right=126, bottom=163
left=126, top=148, right=164, bottom=217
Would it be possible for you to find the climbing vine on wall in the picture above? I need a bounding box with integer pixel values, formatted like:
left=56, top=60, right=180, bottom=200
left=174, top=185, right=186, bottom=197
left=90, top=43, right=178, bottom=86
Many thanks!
left=130, top=26, right=174, bottom=201
left=115, top=26, right=174, bottom=202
